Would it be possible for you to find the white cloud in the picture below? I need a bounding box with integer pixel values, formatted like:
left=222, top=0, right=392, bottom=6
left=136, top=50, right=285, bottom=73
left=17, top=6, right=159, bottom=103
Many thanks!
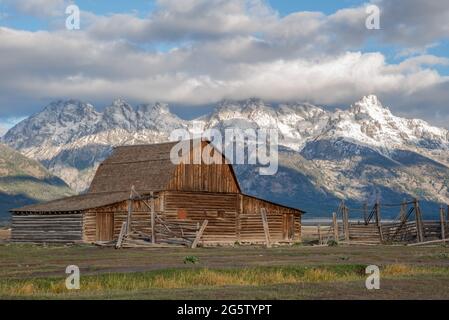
left=2, top=0, right=67, bottom=18
left=0, top=0, right=448, bottom=128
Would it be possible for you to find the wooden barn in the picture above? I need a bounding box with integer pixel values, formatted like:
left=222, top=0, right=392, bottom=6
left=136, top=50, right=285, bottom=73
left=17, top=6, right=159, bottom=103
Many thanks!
left=11, top=140, right=304, bottom=247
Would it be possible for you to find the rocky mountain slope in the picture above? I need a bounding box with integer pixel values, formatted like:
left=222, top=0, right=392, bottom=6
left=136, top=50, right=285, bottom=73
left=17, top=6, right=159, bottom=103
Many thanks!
left=3, top=95, right=449, bottom=217
left=0, top=143, right=74, bottom=220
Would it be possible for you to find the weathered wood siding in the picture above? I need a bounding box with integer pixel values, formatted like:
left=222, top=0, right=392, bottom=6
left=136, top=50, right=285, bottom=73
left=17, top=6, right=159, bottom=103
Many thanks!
left=239, top=195, right=301, bottom=242
left=163, top=191, right=238, bottom=244
left=11, top=213, right=83, bottom=243
left=167, top=141, right=240, bottom=193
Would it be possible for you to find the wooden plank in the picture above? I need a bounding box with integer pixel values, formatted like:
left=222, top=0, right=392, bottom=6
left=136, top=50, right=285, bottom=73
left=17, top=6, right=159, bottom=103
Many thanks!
left=407, top=238, right=449, bottom=247
left=192, top=220, right=208, bottom=248
left=116, top=222, right=127, bottom=249
left=126, top=189, right=133, bottom=234
left=260, top=208, right=271, bottom=248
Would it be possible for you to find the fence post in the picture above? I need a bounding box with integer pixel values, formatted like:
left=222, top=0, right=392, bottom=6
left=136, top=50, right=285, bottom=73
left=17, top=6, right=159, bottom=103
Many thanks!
left=375, top=200, right=384, bottom=242
left=317, top=224, right=322, bottom=245
left=440, top=205, right=446, bottom=240
left=343, top=202, right=350, bottom=242
left=363, top=202, right=368, bottom=225
left=413, top=199, right=424, bottom=242
left=400, top=199, right=407, bottom=222
left=332, top=212, right=339, bottom=243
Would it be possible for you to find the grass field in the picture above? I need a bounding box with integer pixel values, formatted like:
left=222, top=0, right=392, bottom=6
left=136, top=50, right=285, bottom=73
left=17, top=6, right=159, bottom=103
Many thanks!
left=0, top=243, right=448, bottom=299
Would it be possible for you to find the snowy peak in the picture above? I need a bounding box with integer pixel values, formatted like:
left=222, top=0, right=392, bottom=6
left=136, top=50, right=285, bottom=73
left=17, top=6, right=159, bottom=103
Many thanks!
left=349, top=94, right=394, bottom=122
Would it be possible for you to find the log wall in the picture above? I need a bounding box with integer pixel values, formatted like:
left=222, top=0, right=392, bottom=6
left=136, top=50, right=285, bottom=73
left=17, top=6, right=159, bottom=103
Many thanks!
left=11, top=213, right=83, bottom=243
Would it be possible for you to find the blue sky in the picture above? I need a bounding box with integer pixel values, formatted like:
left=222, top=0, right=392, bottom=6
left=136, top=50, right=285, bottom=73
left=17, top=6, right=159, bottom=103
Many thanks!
left=0, top=0, right=448, bottom=132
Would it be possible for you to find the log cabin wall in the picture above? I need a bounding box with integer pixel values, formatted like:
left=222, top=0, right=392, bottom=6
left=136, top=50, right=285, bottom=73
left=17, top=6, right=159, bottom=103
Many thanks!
left=11, top=213, right=83, bottom=243
left=239, top=195, right=301, bottom=243
left=83, top=194, right=162, bottom=242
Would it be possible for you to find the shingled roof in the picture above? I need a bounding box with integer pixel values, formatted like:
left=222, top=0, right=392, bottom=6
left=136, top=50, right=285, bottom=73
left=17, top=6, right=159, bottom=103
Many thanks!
left=88, top=141, right=179, bottom=194
left=12, top=191, right=131, bottom=213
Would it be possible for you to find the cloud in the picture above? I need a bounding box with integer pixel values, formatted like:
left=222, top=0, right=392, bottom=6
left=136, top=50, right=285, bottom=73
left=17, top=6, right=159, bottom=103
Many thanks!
left=0, top=26, right=447, bottom=118
left=1, top=0, right=67, bottom=18
left=86, top=0, right=276, bottom=43
left=0, top=0, right=448, bottom=128
left=379, top=0, right=449, bottom=47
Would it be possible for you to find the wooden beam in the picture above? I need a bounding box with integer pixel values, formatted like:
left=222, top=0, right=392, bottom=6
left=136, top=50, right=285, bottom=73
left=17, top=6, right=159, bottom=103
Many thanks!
left=332, top=212, right=339, bottom=243
left=126, top=187, right=134, bottom=234
left=440, top=205, right=446, bottom=240
left=191, top=220, right=208, bottom=248
left=150, top=191, right=155, bottom=244
left=407, top=238, right=449, bottom=247
left=260, top=208, right=271, bottom=248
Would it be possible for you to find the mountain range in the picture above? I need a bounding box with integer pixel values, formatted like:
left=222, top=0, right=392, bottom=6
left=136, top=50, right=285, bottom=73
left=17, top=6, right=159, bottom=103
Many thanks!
left=0, top=143, right=74, bottom=221
left=2, top=95, right=449, bottom=219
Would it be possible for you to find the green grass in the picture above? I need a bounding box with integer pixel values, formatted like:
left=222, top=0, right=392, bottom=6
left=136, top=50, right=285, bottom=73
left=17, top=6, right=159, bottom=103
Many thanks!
left=1, top=264, right=448, bottom=299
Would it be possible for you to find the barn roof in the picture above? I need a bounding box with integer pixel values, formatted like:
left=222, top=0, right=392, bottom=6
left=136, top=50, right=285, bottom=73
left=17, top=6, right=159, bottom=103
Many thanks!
left=12, top=191, right=131, bottom=213
left=88, top=141, right=179, bottom=194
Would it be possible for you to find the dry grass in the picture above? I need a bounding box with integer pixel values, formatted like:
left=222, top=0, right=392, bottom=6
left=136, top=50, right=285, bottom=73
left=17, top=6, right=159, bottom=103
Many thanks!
left=1, top=264, right=446, bottom=298
left=0, top=229, right=10, bottom=240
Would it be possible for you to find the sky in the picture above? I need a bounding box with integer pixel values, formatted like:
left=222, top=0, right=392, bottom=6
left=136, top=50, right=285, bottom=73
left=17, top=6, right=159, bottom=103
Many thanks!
left=0, top=0, right=448, bottom=134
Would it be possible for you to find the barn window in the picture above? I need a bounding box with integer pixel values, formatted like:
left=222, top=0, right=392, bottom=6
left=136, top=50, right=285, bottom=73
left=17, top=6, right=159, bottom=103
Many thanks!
left=177, top=209, right=187, bottom=220
left=217, top=210, right=225, bottom=219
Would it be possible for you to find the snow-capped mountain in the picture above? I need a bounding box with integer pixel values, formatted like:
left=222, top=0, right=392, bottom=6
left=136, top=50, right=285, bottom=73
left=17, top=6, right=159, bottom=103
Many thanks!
left=3, top=95, right=449, bottom=216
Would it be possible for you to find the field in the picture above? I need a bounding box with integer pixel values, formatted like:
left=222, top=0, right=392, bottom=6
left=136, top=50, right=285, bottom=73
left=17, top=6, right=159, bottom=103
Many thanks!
left=0, top=242, right=449, bottom=299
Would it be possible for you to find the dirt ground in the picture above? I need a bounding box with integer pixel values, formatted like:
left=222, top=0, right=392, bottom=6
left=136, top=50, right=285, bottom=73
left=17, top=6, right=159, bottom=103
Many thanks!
left=0, top=243, right=448, bottom=299
left=0, top=243, right=448, bottom=278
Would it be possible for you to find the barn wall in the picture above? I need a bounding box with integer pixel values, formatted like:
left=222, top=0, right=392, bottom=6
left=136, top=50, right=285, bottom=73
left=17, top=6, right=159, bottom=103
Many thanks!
left=11, top=213, right=83, bottom=243
left=163, top=191, right=239, bottom=244
left=80, top=191, right=302, bottom=244
left=163, top=191, right=302, bottom=244
left=239, top=195, right=301, bottom=242
left=83, top=195, right=162, bottom=242
left=167, top=141, right=240, bottom=194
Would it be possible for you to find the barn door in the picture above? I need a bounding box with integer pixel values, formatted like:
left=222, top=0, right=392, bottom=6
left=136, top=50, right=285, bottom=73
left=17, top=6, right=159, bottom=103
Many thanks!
left=96, top=213, right=114, bottom=241
left=283, top=214, right=295, bottom=241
